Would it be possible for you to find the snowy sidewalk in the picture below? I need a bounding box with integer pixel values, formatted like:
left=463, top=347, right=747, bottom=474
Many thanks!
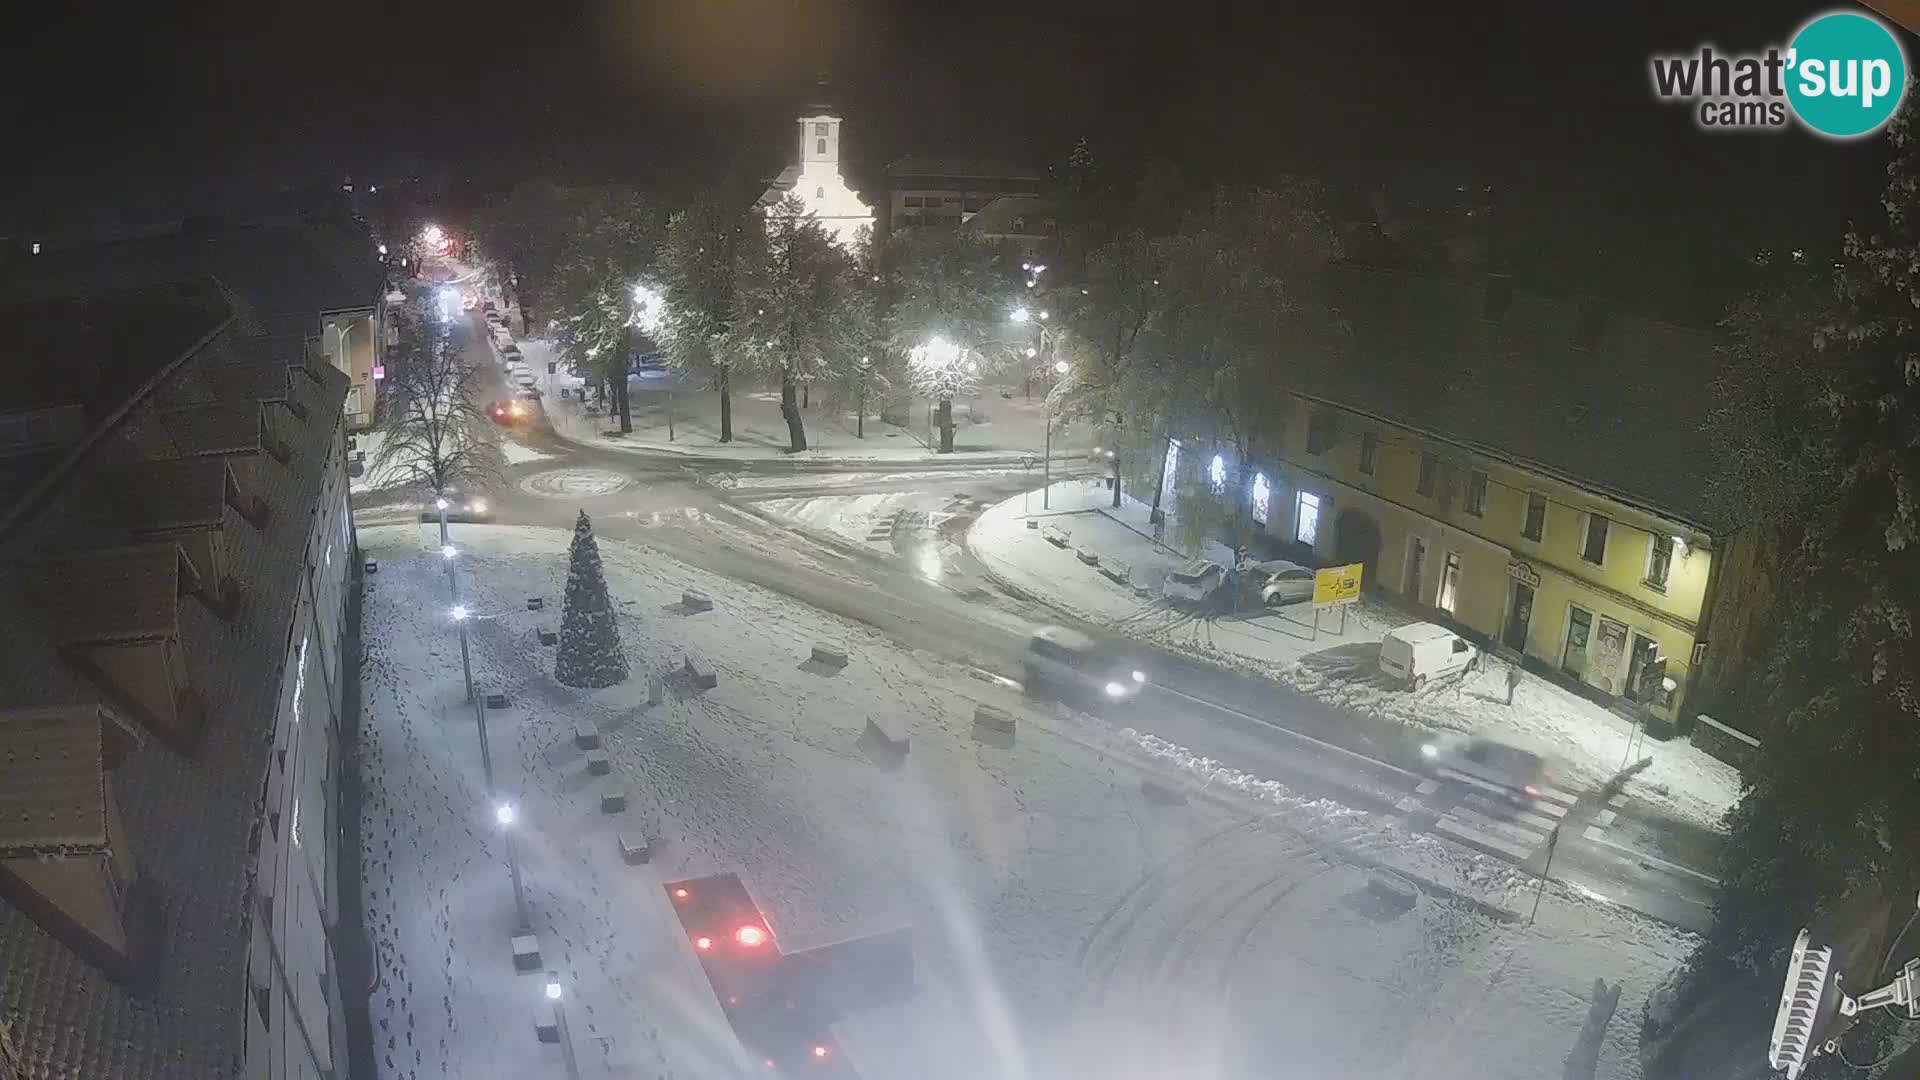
left=967, top=480, right=1741, bottom=832
left=358, top=522, right=1697, bottom=1080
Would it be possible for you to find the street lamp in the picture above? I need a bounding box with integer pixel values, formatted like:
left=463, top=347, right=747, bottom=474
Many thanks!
left=545, top=972, right=582, bottom=1080
left=1043, top=360, right=1070, bottom=509
left=495, top=800, right=530, bottom=933
left=449, top=605, right=492, bottom=787
left=1010, top=306, right=1031, bottom=324
left=441, top=544, right=457, bottom=560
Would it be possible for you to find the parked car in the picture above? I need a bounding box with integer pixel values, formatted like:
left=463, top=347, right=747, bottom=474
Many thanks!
left=1022, top=625, right=1146, bottom=705
left=482, top=300, right=498, bottom=314
left=1379, top=621, right=1479, bottom=689
left=1418, top=733, right=1549, bottom=805
left=1251, top=560, right=1315, bottom=606
left=513, top=371, right=538, bottom=388
left=499, top=345, right=524, bottom=365
left=1162, top=560, right=1229, bottom=604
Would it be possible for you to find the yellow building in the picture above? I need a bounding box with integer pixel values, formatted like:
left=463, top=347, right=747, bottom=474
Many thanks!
left=1245, top=267, right=1725, bottom=729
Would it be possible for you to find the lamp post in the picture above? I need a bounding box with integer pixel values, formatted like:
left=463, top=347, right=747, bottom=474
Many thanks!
left=446, top=552, right=474, bottom=705
left=545, top=973, right=583, bottom=1080
left=495, top=801, right=530, bottom=934
left=1045, top=358, right=1069, bottom=509
left=451, top=606, right=494, bottom=790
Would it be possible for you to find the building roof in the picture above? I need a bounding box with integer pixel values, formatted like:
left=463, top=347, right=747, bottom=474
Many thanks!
left=0, top=281, right=348, bottom=1079
left=1308, top=265, right=1722, bottom=528
left=757, top=164, right=804, bottom=210
left=0, top=706, right=134, bottom=859
left=962, top=195, right=1057, bottom=235
left=1, top=218, right=385, bottom=327
left=21, top=545, right=187, bottom=645
left=884, top=157, right=1045, bottom=186
left=107, top=458, right=235, bottom=533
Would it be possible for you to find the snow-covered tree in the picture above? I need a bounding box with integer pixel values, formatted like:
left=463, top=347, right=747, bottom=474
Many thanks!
left=885, top=227, right=1011, bottom=452
left=555, top=510, right=629, bottom=689
left=1652, top=112, right=1920, bottom=1077
left=545, top=186, right=661, bottom=433
left=369, top=293, right=504, bottom=497
left=725, top=198, right=860, bottom=452
left=658, top=196, right=751, bottom=442
left=905, top=337, right=979, bottom=452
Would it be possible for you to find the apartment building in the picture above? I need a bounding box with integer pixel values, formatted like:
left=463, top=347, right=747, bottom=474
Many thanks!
left=0, top=278, right=356, bottom=1079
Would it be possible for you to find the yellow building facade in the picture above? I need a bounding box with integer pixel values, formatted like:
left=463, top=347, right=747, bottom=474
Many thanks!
left=1257, top=393, right=1716, bottom=728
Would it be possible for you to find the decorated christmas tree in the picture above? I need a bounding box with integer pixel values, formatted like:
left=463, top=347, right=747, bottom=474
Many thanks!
left=555, top=510, right=629, bottom=688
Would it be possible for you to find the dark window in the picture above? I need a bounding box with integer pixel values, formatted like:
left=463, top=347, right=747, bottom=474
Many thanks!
left=1582, top=514, right=1610, bottom=565
left=815, top=138, right=827, bottom=155
left=1646, top=534, right=1674, bottom=589
left=1522, top=493, right=1546, bottom=541
left=1012, top=216, right=1027, bottom=233
left=1307, top=411, right=1337, bottom=455
left=1417, top=453, right=1438, bottom=497
left=1465, top=471, right=1488, bottom=516
left=905, top=196, right=924, bottom=208
left=815, top=187, right=825, bottom=199
left=1359, top=432, right=1377, bottom=475
left=814, top=122, right=828, bottom=136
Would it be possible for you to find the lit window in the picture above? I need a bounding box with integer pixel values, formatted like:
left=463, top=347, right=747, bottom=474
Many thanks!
left=1295, top=491, right=1321, bottom=547
left=1359, top=433, right=1377, bottom=475
left=1208, top=454, right=1227, bottom=494
left=1646, top=534, right=1674, bottom=589
left=1582, top=514, right=1610, bottom=565
left=1251, top=473, right=1271, bottom=525
left=1437, top=552, right=1461, bottom=614
left=1417, top=452, right=1438, bottom=497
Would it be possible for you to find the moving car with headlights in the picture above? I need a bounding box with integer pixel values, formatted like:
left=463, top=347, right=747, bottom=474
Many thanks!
left=490, top=397, right=537, bottom=426
left=1418, top=733, right=1549, bottom=806
left=1162, top=560, right=1228, bottom=604
left=417, top=489, right=495, bottom=524
left=1021, top=625, right=1146, bottom=704
left=1250, top=560, right=1315, bottom=606
left=1379, top=621, right=1479, bottom=689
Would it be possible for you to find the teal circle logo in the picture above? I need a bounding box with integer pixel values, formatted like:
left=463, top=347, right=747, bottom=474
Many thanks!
left=1786, top=11, right=1907, bottom=139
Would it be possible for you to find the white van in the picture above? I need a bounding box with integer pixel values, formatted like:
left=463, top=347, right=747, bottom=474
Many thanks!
left=1379, top=621, right=1479, bottom=690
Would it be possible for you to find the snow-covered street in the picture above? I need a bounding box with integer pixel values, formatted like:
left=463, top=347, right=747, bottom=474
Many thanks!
left=359, top=522, right=1697, bottom=1079
left=966, top=480, right=1741, bottom=832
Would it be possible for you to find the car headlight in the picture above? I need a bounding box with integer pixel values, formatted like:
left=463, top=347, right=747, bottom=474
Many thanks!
left=1104, top=681, right=1128, bottom=699
left=1130, top=670, right=1146, bottom=684
left=469, top=499, right=488, bottom=514
left=1420, top=743, right=1438, bottom=759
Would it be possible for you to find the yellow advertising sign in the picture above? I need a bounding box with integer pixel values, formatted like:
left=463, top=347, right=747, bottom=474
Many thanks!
left=1313, top=562, right=1365, bottom=608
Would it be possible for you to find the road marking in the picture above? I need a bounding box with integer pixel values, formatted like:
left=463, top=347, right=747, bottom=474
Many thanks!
left=1451, top=805, right=1546, bottom=849
left=1151, top=684, right=1421, bottom=781
left=1394, top=795, right=1421, bottom=813
left=1579, top=830, right=1722, bottom=886
left=1607, top=792, right=1629, bottom=809
left=1432, top=817, right=1535, bottom=861
left=1536, top=786, right=1579, bottom=808
left=1595, top=809, right=1618, bottom=827
left=1415, top=779, right=1440, bottom=795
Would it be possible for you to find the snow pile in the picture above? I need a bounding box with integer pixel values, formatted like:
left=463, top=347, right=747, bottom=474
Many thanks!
left=360, top=523, right=1698, bottom=1080
left=500, top=441, right=554, bottom=465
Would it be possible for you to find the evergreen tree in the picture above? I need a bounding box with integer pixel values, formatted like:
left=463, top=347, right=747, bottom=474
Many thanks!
left=555, top=511, right=629, bottom=688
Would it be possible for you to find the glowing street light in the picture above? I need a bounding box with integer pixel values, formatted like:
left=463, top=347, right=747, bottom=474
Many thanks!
left=421, top=224, right=446, bottom=248
left=544, top=972, right=582, bottom=1080
left=494, top=801, right=517, bottom=827
left=1010, top=306, right=1031, bottom=324
left=496, top=800, right=529, bottom=932
left=1053, top=359, right=1070, bottom=375
left=450, top=605, right=470, bottom=622
left=441, top=544, right=457, bottom=560
left=1042, top=359, right=1071, bottom=508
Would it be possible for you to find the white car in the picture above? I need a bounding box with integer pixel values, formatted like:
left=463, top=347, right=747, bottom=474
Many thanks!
left=1162, top=560, right=1228, bottom=604
left=1022, top=626, right=1146, bottom=704
left=1379, top=621, right=1479, bottom=689
left=1252, top=560, right=1315, bottom=606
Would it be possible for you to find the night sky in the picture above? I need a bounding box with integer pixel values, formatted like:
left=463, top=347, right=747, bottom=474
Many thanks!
left=3, top=0, right=1902, bottom=310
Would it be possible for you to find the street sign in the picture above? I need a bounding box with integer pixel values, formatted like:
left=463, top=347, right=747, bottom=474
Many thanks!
left=1313, top=562, right=1364, bottom=608
left=371, top=365, right=385, bottom=381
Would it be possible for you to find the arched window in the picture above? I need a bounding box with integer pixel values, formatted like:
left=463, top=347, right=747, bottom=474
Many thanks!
left=1208, top=454, right=1227, bottom=494
left=1252, top=473, right=1271, bottom=525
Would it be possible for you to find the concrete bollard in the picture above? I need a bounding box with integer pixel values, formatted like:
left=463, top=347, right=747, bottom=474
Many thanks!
left=865, top=716, right=910, bottom=756
left=619, top=833, right=652, bottom=865
left=511, top=934, right=542, bottom=972
left=972, top=704, right=1016, bottom=734
left=682, top=655, right=717, bottom=690
left=682, top=589, right=714, bottom=612
left=534, top=1006, right=559, bottom=1043
left=526, top=597, right=544, bottom=611
left=585, top=749, right=610, bottom=776
left=485, top=692, right=508, bottom=710
left=1075, top=547, right=1100, bottom=566
left=810, top=643, right=849, bottom=668
left=573, top=722, right=601, bottom=750
left=600, top=788, right=628, bottom=814
left=538, top=630, right=558, bottom=646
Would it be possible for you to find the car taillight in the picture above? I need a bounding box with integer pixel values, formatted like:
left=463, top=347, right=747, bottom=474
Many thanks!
left=694, top=936, right=713, bottom=951
left=734, top=924, right=769, bottom=948
left=671, top=887, right=690, bottom=901
left=1523, top=784, right=1541, bottom=797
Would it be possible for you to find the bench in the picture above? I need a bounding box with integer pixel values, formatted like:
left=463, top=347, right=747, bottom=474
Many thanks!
left=1099, top=560, right=1131, bottom=585
left=682, top=589, right=714, bottom=612
left=600, top=788, right=628, bottom=814
left=682, top=654, right=718, bottom=690
left=865, top=716, right=910, bottom=755
left=1074, top=547, right=1100, bottom=566
left=585, top=750, right=611, bottom=776
left=810, top=643, right=849, bottom=668
left=1042, top=524, right=1071, bottom=548
left=619, top=833, right=652, bottom=865
left=573, top=722, right=601, bottom=750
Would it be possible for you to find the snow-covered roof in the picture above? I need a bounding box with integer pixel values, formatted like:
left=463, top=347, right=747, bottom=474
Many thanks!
left=0, top=281, right=349, bottom=1079
left=756, top=164, right=804, bottom=210
left=1311, top=265, right=1723, bottom=529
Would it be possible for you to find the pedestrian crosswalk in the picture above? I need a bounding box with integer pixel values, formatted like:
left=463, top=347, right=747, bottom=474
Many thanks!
left=1397, top=777, right=1579, bottom=863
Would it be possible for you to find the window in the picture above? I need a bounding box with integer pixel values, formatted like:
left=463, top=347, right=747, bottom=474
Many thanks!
left=1012, top=216, right=1027, bottom=234
left=815, top=186, right=825, bottom=199
left=816, top=138, right=827, bottom=155
left=1295, top=491, right=1322, bottom=546
left=905, top=196, right=924, bottom=208
left=1522, top=493, right=1546, bottom=541
left=1417, top=452, right=1438, bottom=497
left=1465, top=470, right=1488, bottom=516
left=1307, top=411, right=1337, bottom=455
left=814, top=122, right=828, bottom=136
left=1645, top=534, right=1674, bottom=590
left=1582, top=513, right=1610, bottom=565
left=1208, top=453, right=1227, bottom=494
left=1359, top=432, right=1377, bottom=475
left=1251, top=473, right=1271, bottom=525
left=1437, top=551, right=1462, bottom=614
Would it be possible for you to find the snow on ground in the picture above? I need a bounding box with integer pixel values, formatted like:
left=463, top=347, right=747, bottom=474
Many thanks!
left=968, top=480, right=1740, bottom=831
left=360, top=522, right=1695, bottom=1080
left=514, top=466, right=634, bottom=499
left=710, top=467, right=1031, bottom=492
left=501, top=441, right=555, bottom=465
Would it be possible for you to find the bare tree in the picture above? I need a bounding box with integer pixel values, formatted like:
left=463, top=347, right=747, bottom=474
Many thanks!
left=370, top=296, right=505, bottom=496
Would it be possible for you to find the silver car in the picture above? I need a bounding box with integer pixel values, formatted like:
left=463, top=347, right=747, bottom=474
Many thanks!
left=1418, top=733, right=1548, bottom=805
left=1022, top=626, right=1147, bottom=704
left=1252, top=560, right=1315, bottom=606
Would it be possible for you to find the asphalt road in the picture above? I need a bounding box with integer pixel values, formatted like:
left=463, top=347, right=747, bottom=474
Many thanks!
left=359, top=317, right=1725, bottom=932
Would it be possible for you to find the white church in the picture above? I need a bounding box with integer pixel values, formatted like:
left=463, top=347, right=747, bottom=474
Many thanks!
left=755, top=85, right=874, bottom=248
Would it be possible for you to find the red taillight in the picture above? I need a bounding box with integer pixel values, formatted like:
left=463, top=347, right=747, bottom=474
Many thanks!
left=694, top=936, right=713, bottom=951
left=672, top=887, right=689, bottom=901
left=1523, top=784, right=1541, bottom=797
left=812, top=1045, right=829, bottom=1060
left=734, top=924, right=768, bottom=948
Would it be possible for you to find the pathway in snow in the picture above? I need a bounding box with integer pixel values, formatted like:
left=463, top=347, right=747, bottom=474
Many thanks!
left=358, top=523, right=1697, bottom=1080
